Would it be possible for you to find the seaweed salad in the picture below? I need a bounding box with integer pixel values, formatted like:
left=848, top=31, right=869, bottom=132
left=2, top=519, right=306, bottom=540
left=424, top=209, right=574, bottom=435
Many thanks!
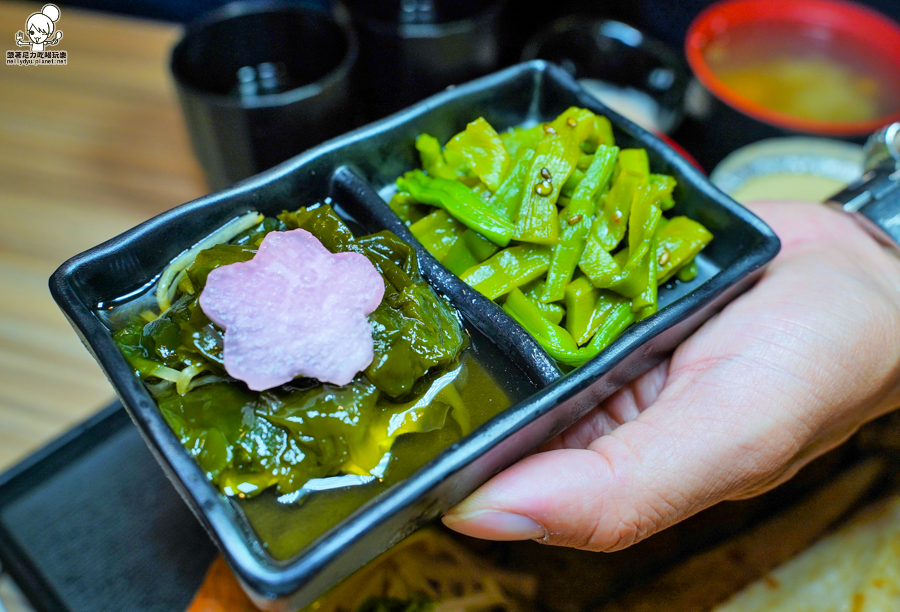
left=113, top=203, right=476, bottom=501
left=389, top=107, right=713, bottom=367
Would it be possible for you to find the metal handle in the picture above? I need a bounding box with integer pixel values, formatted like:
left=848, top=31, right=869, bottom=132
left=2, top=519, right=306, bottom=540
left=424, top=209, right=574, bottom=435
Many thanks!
left=827, top=123, right=900, bottom=252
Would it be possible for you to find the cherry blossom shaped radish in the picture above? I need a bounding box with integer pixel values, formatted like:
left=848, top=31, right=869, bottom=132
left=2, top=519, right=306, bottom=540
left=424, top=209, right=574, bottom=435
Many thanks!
left=200, top=228, right=385, bottom=391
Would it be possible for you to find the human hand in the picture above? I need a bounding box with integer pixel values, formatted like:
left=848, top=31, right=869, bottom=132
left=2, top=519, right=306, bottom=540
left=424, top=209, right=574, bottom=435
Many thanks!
left=442, top=201, right=900, bottom=550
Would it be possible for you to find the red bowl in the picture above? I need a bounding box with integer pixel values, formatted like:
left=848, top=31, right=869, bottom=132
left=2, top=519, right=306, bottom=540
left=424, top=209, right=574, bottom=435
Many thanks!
left=686, top=0, right=900, bottom=137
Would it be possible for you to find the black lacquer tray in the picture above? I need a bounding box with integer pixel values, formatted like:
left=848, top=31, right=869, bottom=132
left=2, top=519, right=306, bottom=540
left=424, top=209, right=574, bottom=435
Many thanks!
left=0, top=402, right=216, bottom=612
left=49, top=61, right=779, bottom=610
left=0, top=402, right=866, bottom=612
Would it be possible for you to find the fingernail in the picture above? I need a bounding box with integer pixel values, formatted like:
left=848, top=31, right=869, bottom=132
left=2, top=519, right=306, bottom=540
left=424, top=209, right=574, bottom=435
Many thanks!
left=442, top=510, right=546, bottom=541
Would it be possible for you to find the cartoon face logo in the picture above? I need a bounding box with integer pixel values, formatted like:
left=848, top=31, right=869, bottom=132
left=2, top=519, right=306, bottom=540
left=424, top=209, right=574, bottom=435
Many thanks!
left=16, top=4, right=63, bottom=51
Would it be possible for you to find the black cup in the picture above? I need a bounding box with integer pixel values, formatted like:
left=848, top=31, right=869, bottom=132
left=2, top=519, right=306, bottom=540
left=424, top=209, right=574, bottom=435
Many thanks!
left=171, top=1, right=358, bottom=189
left=344, top=0, right=504, bottom=122
left=522, top=18, right=689, bottom=135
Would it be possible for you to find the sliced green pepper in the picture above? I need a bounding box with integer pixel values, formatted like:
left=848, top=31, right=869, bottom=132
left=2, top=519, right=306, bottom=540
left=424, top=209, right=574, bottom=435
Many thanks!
left=492, top=149, right=535, bottom=222
left=631, top=233, right=659, bottom=318
left=656, top=216, right=713, bottom=283
left=441, top=238, right=479, bottom=275
left=609, top=184, right=663, bottom=298
left=579, top=184, right=662, bottom=299
left=541, top=145, right=619, bottom=303
left=650, top=174, right=677, bottom=211
left=514, top=135, right=572, bottom=245
left=561, top=169, right=585, bottom=198
left=564, top=277, right=635, bottom=346
left=676, top=259, right=699, bottom=282
left=503, top=289, right=580, bottom=361
left=521, top=279, right=566, bottom=325
left=617, top=148, right=650, bottom=179
left=522, top=293, right=564, bottom=326
left=591, top=169, right=645, bottom=252
left=415, top=134, right=461, bottom=180
left=564, top=277, right=599, bottom=345
left=504, top=288, right=633, bottom=367
left=462, top=228, right=499, bottom=262
left=388, top=192, right=427, bottom=226
left=594, top=116, right=615, bottom=149
left=459, top=244, right=552, bottom=300
left=578, top=240, right=624, bottom=287
left=445, top=117, right=511, bottom=192
left=585, top=298, right=635, bottom=354
left=409, top=209, right=466, bottom=261
left=396, top=170, right=515, bottom=246
left=469, top=180, right=493, bottom=201
left=500, top=124, right=544, bottom=163
left=549, top=107, right=614, bottom=162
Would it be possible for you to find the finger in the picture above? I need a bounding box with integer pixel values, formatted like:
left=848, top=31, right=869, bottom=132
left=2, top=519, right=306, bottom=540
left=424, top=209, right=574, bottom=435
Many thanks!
left=442, top=349, right=810, bottom=550
left=542, top=357, right=670, bottom=452
left=442, top=273, right=832, bottom=550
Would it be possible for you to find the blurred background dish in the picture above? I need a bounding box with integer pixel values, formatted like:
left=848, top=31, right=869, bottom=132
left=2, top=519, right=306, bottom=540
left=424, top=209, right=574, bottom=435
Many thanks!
left=682, top=0, right=900, bottom=169
left=710, top=137, right=864, bottom=203
left=343, top=0, right=505, bottom=122
left=522, top=18, right=689, bottom=135
left=170, top=0, right=357, bottom=189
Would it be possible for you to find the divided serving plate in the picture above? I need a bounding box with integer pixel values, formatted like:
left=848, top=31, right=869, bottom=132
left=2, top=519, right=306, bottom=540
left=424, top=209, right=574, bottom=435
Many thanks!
left=50, top=61, right=779, bottom=610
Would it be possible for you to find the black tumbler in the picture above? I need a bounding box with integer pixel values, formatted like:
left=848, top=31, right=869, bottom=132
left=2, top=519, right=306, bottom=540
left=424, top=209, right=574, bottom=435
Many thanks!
left=171, top=1, right=358, bottom=189
left=344, top=0, right=504, bottom=122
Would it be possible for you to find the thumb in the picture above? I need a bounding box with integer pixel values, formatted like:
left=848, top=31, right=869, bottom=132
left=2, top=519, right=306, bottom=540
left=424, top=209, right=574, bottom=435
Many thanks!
left=441, top=342, right=811, bottom=550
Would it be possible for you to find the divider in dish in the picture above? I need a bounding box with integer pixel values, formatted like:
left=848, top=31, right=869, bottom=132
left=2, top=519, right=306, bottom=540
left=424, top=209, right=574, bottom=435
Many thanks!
left=231, top=167, right=550, bottom=562
left=329, top=165, right=562, bottom=386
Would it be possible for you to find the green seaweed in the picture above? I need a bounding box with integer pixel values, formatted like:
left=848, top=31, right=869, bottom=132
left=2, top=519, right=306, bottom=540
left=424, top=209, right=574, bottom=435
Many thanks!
left=113, top=204, right=470, bottom=499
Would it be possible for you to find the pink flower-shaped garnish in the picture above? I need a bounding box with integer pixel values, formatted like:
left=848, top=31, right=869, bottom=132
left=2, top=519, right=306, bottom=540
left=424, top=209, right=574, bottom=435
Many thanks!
left=199, top=229, right=385, bottom=391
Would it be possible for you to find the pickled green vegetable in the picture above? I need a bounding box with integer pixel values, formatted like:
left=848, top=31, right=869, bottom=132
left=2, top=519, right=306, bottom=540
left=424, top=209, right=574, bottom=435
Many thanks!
left=459, top=244, right=552, bottom=300
left=491, top=148, right=535, bottom=221
left=590, top=169, right=644, bottom=252
left=113, top=204, right=471, bottom=499
left=396, top=108, right=713, bottom=369
left=542, top=145, right=619, bottom=303
left=415, top=134, right=463, bottom=181
left=676, top=259, right=699, bottom=282
left=514, top=133, right=572, bottom=245
left=617, top=148, right=650, bottom=179
left=396, top=170, right=515, bottom=246
left=499, top=124, right=543, bottom=162
left=388, top=192, right=427, bottom=226
left=656, top=216, right=714, bottom=283
left=410, top=209, right=465, bottom=261
left=445, top=117, right=510, bottom=192
left=650, top=173, right=677, bottom=211
left=441, top=238, right=480, bottom=275
left=502, top=288, right=633, bottom=367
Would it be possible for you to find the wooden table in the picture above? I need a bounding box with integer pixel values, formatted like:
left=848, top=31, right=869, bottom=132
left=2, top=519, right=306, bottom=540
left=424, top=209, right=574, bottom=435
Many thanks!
left=0, top=0, right=207, bottom=472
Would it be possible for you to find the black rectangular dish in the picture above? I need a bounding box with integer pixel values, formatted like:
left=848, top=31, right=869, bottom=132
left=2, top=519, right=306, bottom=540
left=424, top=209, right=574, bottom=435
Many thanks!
left=50, top=61, right=779, bottom=610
